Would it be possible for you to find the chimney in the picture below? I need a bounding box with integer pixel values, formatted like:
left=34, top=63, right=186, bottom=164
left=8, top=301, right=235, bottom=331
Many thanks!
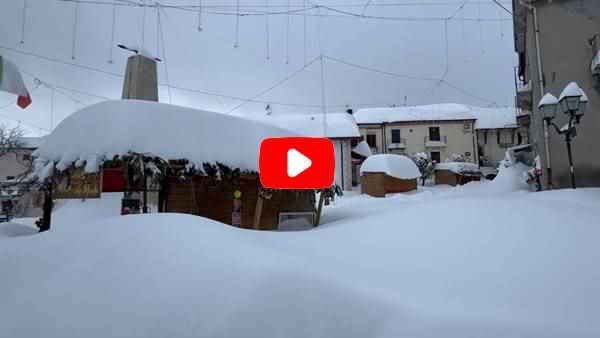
left=122, top=54, right=158, bottom=101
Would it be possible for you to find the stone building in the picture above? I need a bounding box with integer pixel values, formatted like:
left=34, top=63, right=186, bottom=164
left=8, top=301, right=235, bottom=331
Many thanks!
left=354, top=104, right=479, bottom=164
left=513, top=0, right=600, bottom=188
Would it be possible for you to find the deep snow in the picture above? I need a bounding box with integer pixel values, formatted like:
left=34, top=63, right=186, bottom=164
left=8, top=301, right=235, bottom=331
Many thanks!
left=1, top=178, right=599, bottom=338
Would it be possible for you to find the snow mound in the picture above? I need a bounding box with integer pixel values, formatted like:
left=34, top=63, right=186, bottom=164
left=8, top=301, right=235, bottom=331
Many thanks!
left=248, top=113, right=360, bottom=139
left=360, top=154, right=420, bottom=179
left=33, top=100, right=297, bottom=176
left=352, top=140, right=372, bottom=158
left=0, top=222, right=38, bottom=238
left=435, top=162, right=480, bottom=174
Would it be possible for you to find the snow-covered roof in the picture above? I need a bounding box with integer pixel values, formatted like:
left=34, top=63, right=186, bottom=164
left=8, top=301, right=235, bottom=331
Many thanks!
left=18, top=136, right=45, bottom=149
left=354, top=104, right=476, bottom=124
left=355, top=104, right=517, bottom=130
left=352, top=140, right=372, bottom=158
left=34, top=100, right=297, bottom=175
left=559, top=82, right=583, bottom=101
left=360, top=154, right=420, bottom=180
left=247, top=113, right=360, bottom=139
left=469, top=106, right=518, bottom=130
left=538, top=93, right=559, bottom=109
left=435, top=162, right=481, bottom=174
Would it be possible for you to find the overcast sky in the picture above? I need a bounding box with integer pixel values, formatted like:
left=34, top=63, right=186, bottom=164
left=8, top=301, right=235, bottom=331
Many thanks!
left=0, top=0, right=516, bottom=136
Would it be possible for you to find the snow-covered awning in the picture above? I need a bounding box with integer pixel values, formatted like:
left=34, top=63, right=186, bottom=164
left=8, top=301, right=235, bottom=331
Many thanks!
left=247, top=113, right=361, bottom=139
left=0, top=56, right=31, bottom=109
left=34, top=100, right=297, bottom=177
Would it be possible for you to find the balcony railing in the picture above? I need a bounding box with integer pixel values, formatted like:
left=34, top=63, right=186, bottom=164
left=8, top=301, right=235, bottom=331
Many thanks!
left=424, top=135, right=447, bottom=147
left=388, top=138, right=407, bottom=150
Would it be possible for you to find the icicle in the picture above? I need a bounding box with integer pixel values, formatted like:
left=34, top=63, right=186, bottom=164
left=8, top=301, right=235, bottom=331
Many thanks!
left=265, top=0, right=270, bottom=60
left=234, top=0, right=240, bottom=48
left=108, top=3, right=117, bottom=63
left=498, top=5, right=505, bottom=39
left=303, top=0, right=307, bottom=66
left=319, top=55, right=327, bottom=137
left=50, top=87, right=55, bottom=130
left=478, top=0, right=485, bottom=54
left=141, top=0, right=147, bottom=50
left=197, top=0, right=203, bottom=31
left=71, top=2, right=79, bottom=59
left=20, top=0, right=28, bottom=44
left=156, top=2, right=160, bottom=58
left=285, top=0, right=290, bottom=64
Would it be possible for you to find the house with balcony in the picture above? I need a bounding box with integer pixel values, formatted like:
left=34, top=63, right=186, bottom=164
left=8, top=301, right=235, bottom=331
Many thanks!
left=513, top=0, right=600, bottom=188
left=354, top=104, right=478, bottom=164
left=471, top=106, right=524, bottom=167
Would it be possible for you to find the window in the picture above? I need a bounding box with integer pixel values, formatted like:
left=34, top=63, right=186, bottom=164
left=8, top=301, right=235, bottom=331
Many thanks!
left=6, top=176, right=15, bottom=180
left=391, top=129, right=401, bottom=144
left=483, top=131, right=488, bottom=145
left=22, top=153, right=32, bottom=161
left=430, top=151, right=441, bottom=163
left=429, top=127, right=441, bottom=141
left=517, top=133, right=523, bottom=144
left=498, top=130, right=515, bottom=146
left=366, top=134, right=377, bottom=148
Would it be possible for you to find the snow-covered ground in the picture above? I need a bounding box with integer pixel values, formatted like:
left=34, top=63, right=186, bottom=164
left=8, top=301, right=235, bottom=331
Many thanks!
left=1, top=172, right=600, bottom=338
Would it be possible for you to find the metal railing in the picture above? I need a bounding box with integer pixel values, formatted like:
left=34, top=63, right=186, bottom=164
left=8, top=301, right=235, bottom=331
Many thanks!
left=424, top=135, right=447, bottom=145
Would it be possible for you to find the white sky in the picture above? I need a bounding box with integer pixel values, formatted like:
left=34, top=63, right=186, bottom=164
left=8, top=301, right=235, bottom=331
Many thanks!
left=0, top=0, right=516, bottom=136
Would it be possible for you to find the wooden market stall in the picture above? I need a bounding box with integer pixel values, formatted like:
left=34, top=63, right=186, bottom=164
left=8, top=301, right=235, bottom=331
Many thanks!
left=434, top=162, right=482, bottom=186
left=33, top=100, right=327, bottom=231
left=359, top=154, right=420, bottom=198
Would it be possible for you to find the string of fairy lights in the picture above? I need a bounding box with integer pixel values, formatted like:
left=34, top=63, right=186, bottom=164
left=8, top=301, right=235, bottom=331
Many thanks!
left=2, top=0, right=513, bottom=133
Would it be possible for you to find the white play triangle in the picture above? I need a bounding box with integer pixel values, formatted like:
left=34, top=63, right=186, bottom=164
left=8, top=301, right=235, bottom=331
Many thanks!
left=287, top=148, right=312, bottom=178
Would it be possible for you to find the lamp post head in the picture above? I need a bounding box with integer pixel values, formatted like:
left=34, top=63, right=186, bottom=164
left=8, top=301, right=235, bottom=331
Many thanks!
left=559, top=82, right=583, bottom=114
left=538, top=93, right=559, bottom=120
left=576, top=89, right=588, bottom=123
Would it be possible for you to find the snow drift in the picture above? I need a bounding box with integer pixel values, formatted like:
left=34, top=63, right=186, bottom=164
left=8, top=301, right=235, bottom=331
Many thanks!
left=2, top=186, right=600, bottom=338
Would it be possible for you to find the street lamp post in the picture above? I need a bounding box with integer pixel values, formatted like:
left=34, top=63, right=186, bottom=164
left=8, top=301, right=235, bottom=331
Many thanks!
left=538, top=82, right=588, bottom=189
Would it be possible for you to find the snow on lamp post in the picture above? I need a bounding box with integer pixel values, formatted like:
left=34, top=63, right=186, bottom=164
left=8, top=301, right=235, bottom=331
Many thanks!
left=539, top=82, right=588, bottom=189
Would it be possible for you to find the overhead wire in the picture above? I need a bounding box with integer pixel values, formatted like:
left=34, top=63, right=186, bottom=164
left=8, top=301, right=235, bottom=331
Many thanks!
left=71, top=1, right=80, bottom=59
left=108, top=3, right=117, bottom=63
left=20, top=0, right=28, bottom=44
left=57, top=0, right=511, bottom=22
left=226, top=55, right=321, bottom=114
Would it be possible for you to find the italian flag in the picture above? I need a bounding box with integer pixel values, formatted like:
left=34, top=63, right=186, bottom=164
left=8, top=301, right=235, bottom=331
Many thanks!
left=0, top=55, right=32, bottom=109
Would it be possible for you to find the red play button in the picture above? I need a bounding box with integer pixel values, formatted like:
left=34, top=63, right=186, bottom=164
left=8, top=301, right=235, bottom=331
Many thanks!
left=259, top=137, right=335, bottom=189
